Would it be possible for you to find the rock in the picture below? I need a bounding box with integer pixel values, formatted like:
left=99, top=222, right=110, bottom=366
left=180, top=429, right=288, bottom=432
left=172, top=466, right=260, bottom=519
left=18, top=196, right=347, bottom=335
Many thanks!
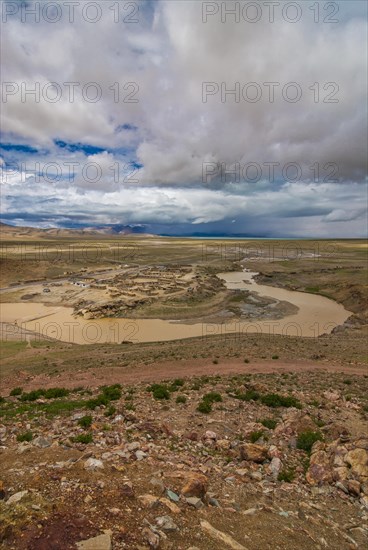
left=204, top=430, right=217, bottom=440
left=333, top=466, right=349, bottom=482
left=139, top=494, right=160, bottom=509
left=217, top=439, right=231, bottom=450
left=156, top=515, right=178, bottom=532
left=181, top=473, right=208, bottom=498
left=323, top=390, right=340, bottom=401
left=121, top=481, right=135, bottom=498
left=306, top=451, right=333, bottom=485
left=186, top=497, right=204, bottom=509
left=135, top=450, right=147, bottom=461
left=0, top=480, right=5, bottom=500
left=344, top=448, right=368, bottom=480
left=166, top=489, right=180, bottom=502
left=239, top=443, right=268, bottom=463
left=250, top=471, right=262, bottom=481
left=347, top=480, right=361, bottom=496
left=200, top=520, right=247, bottom=550
left=76, top=533, right=112, bottom=550
left=243, top=507, right=258, bottom=516
left=33, top=436, right=52, bottom=448
left=84, top=458, right=104, bottom=471
left=150, top=478, right=165, bottom=495
left=208, top=497, right=220, bottom=507
left=269, top=457, right=282, bottom=479
left=336, top=481, right=349, bottom=494
left=6, top=490, right=28, bottom=505
left=142, top=527, right=160, bottom=549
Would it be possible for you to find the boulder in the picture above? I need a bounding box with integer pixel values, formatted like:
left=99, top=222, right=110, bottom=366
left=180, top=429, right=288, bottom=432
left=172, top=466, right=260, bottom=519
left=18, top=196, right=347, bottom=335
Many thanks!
left=181, top=473, right=208, bottom=498
left=76, top=533, right=111, bottom=550
left=239, top=443, right=268, bottom=463
left=306, top=450, right=333, bottom=485
left=344, top=448, right=368, bottom=480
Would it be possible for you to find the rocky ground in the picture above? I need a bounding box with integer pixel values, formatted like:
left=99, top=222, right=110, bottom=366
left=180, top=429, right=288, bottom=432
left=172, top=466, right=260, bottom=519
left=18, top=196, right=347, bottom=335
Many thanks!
left=0, top=369, right=367, bottom=549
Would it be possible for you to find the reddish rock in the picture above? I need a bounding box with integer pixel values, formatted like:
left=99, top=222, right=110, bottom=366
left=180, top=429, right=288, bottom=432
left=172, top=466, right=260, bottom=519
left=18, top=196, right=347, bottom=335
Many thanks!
left=306, top=450, right=333, bottom=485
left=344, top=448, right=368, bottom=480
left=240, top=443, right=268, bottom=463
left=181, top=473, right=208, bottom=498
left=347, top=480, right=361, bottom=496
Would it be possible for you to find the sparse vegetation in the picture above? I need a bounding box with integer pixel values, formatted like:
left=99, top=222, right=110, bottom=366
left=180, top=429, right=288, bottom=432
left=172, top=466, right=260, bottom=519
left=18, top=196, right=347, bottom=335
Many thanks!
left=260, top=418, right=277, bottom=430
left=72, top=433, right=93, bottom=444
left=297, top=430, right=323, bottom=453
left=78, top=415, right=93, bottom=429
left=16, top=431, right=33, bottom=442
left=10, top=387, right=22, bottom=396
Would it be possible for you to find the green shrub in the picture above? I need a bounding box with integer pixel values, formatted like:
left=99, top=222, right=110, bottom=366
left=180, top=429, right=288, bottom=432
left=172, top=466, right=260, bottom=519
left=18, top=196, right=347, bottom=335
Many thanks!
left=104, top=405, right=116, bottom=417
left=20, top=390, right=44, bottom=402
left=197, top=400, right=212, bottom=414
left=78, top=415, right=93, bottom=429
left=173, top=378, right=184, bottom=387
left=244, top=358, right=249, bottom=363
left=44, top=387, right=69, bottom=399
left=260, top=418, right=277, bottom=430
left=296, top=430, right=323, bottom=453
left=249, top=430, right=264, bottom=443
left=278, top=468, right=295, bottom=482
left=86, top=394, right=110, bottom=409
left=343, top=379, right=352, bottom=385
left=260, top=393, right=301, bottom=409
left=17, top=431, right=33, bottom=442
left=72, top=433, right=93, bottom=444
left=10, top=387, right=23, bottom=396
left=234, top=389, right=260, bottom=402
left=203, top=392, right=222, bottom=403
left=212, top=359, right=218, bottom=364
left=101, top=384, right=122, bottom=401
left=152, top=385, right=170, bottom=400
left=176, top=395, right=187, bottom=404
left=272, top=355, right=279, bottom=360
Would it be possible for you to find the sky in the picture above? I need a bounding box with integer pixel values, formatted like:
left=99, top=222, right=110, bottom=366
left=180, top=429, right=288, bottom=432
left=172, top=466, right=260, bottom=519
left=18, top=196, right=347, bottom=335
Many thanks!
left=0, top=0, right=367, bottom=237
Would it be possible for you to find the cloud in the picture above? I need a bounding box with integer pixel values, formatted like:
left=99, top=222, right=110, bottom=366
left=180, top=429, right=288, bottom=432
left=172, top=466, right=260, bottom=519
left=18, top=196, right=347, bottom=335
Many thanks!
left=0, top=0, right=367, bottom=235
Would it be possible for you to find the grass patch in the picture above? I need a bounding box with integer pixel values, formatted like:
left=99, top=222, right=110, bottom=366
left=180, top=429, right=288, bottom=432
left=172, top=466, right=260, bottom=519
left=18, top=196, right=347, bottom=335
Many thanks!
left=249, top=430, right=264, bottom=443
left=16, top=431, right=33, bottom=442
left=203, top=392, right=222, bottom=403
left=260, top=418, right=277, bottom=430
left=176, top=395, right=187, bottom=404
left=78, top=415, right=93, bottom=429
left=72, top=433, right=93, bottom=444
left=197, top=400, right=212, bottom=414
left=278, top=468, right=295, bottom=483
left=233, top=389, right=260, bottom=402
left=10, top=387, right=23, bottom=396
left=100, top=384, right=122, bottom=401
left=296, top=430, right=323, bottom=453
left=260, top=393, right=302, bottom=409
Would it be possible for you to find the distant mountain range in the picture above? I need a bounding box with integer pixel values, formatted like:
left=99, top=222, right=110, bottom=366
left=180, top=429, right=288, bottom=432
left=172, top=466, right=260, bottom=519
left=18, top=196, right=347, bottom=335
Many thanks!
left=0, top=222, right=153, bottom=239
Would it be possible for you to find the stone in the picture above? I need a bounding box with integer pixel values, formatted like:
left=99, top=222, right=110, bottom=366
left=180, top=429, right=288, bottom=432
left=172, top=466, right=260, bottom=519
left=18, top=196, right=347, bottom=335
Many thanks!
left=138, top=494, right=160, bottom=509
left=150, top=478, right=165, bottom=495
left=239, top=443, right=268, bottom=463
left=135, top=450, right=147, bottom=461
left=166, top=489, right=180, bottom=502
left=306, top=451, right=333, bottom=485
left=347, top=480, right=361, bottom=496
left=142, top=527, right=160, bottom=549
left=33, top=436, right=52, bottom=448
left=76, top=533, right=111, bottom=550
left=344, top=448, right=368, bottom=480
left=186, top=497, right=204, bottom=509
left=204, top=430, right=217, bottom=440
left=6, top=490, right=28, bottom=505
left=269, top=457, right=282, bottom=479
left=121, top=481, right=135, bottom=498
left=84, top=458, right=104, bottom=471
left=0, top=480, right=5, bottom=500
left=181, top=473, right=208, bottom=498
left=156, top=515, right=178, bottom=532
left=200, top=520, right=247, bottom=550
left=217, top=439, right=231, bottom=450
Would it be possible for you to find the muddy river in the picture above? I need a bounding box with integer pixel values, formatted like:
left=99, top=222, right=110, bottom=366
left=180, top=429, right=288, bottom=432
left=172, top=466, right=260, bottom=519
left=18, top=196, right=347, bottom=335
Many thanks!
left=0, top=271, right=352, bottom=344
